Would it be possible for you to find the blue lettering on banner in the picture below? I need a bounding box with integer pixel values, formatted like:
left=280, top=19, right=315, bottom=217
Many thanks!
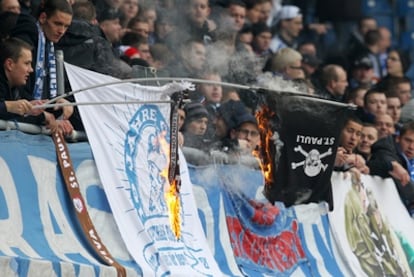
left=0, top=131, right=142, bottom=276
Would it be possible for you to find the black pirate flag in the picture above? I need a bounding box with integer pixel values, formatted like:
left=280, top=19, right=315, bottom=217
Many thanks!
left=259, top=91, right=351, bottom=210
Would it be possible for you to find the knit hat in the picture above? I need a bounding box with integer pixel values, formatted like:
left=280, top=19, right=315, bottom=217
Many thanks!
left=217, top=100, right=255, bottom=131
left=97, top=9, right=121, bottom=23
left=302, top=53, right=322, bottom=67
left=279, top=5, right=302, bottom=20
left=124, top=47, right=141, bottom=59
left=352, top=54, right=373, bottom=69
left=184, top=103, right=209, bottom=122
left=234, top=112, right=257, bottom=129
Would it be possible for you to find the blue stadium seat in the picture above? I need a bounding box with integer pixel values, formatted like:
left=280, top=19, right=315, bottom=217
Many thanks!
left=396, top=0, right=414, bottom=17
left=404, top=15, right=414, bottom=31
left=405, top=64, right=414, bottom=83
left=362, top=0, right=393, bottom=15
left=374, top=14, right=396, bottom=34
left=399, top=30, right=414, bottom=51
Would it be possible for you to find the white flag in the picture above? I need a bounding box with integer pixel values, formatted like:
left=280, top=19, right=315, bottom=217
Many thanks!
left=65, top=63, right=223, bottom=276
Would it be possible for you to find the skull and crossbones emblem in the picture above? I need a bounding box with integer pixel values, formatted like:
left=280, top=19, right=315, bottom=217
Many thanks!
left=291, top=145, right=332, bottom=177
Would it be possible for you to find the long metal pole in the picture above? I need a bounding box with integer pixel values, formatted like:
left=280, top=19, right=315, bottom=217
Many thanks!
left=44, top=77, right=354, bottom=108
left=34, top=100, right=173, bottom=109
left=44, top=77, right=255, bottom=105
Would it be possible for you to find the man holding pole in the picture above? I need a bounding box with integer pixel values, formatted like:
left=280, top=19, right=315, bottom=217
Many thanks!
left=11, top=0, right=74, bottom=135
left=0, top=37, right=58, bottom=131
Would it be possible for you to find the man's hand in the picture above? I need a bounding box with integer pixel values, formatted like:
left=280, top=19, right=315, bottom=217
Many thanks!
left=55, top=98, right=74, bottom=120
left=352, top=154, right=370, bottom=174
left=5, top=100, right=33, bottom=116
left=389, top=161, right=410, bottom=186
left=57, top=119, right=74, bottom=136
left=44, top=111, right=58, bottom=133
left=44, top=111, right=74, bottom=136
left=334, top=147, right=347, bottom=167
left=28, top=100, right=47, bottom=116
left=237, top=139, right=254, bottom=154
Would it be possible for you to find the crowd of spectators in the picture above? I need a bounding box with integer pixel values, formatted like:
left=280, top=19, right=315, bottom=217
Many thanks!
left=1, top=0, right=414, bottom=216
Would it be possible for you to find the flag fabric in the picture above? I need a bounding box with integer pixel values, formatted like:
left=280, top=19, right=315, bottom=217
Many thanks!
left=260, top=91, right=350, bottom=209
left=329, top=171, right=414, bottom=277
left=219, top=165, right=307, bottom=276
left=0, top=130, right=142, bottom=276
left=1, top=128, right=414, bottom=276
left=294, top=203, right=350, bottom=277
left=65, top=63, right=222, bottom=276
left=189, top=163, right=352, bottom=276
left=189, top=164, right=247, bottom=277
left=189, top=163, right=309, bottom=276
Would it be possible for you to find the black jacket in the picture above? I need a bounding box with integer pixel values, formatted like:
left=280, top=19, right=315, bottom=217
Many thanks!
left=368, top=136, right=401, bottom=177
left=368, top=135, right=414, bottom=203
left=315, top=87, right=343, bottom=102
left=56, top=20, right=132, bottom=79
left=178, top=17, right=216, bottom=44
left=11, top=13, right=39, bottom=99
left=0, top=67, right=19, bottom=119
left=0, top=67, right=45, bottom=124
left=10, top=14, right=86, bottom=129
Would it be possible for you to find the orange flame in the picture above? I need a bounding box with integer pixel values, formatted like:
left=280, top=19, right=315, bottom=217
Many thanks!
left=254, top=106, right=275, bottom=186
left=158, top=131, right=181, bottom=240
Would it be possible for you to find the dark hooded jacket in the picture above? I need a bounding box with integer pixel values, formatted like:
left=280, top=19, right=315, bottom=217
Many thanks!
left=56, top=20, right=132, bottom=79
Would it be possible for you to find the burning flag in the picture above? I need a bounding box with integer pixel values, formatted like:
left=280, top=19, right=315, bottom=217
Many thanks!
left=158, top=130, right=181, bottom=239
left=257, top=90, right=351, bottom=210
left=65, top=63, right=223, bottom=276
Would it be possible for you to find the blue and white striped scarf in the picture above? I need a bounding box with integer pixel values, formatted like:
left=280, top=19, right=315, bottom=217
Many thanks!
left=34, top=22, right=57, bottom=100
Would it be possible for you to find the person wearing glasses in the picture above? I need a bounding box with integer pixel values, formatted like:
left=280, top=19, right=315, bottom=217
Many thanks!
left=228, top=113, right=260, bottom=155
left=181, top=100, right=260, bottom=166
left=206, top=99, right=261, bottom=166
left=215, top=100, right=260, bottom=154
left=266, top=47, right=304, bottom=80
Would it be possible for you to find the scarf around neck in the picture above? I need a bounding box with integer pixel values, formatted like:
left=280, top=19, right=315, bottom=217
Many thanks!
left=34, top=22, right=57, bottom=100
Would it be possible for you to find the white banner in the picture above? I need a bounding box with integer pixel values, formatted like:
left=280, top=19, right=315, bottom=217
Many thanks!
left=65, top=63, right=222, bottom=276
left=329, top=171, right=414, bottom=277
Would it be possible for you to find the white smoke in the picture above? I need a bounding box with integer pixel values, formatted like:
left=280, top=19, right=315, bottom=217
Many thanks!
left=256, top=72, right=308, bottom=94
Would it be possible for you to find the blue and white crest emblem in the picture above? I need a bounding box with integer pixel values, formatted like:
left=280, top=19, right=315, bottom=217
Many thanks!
left=124, top=104, right=170, bottom=221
